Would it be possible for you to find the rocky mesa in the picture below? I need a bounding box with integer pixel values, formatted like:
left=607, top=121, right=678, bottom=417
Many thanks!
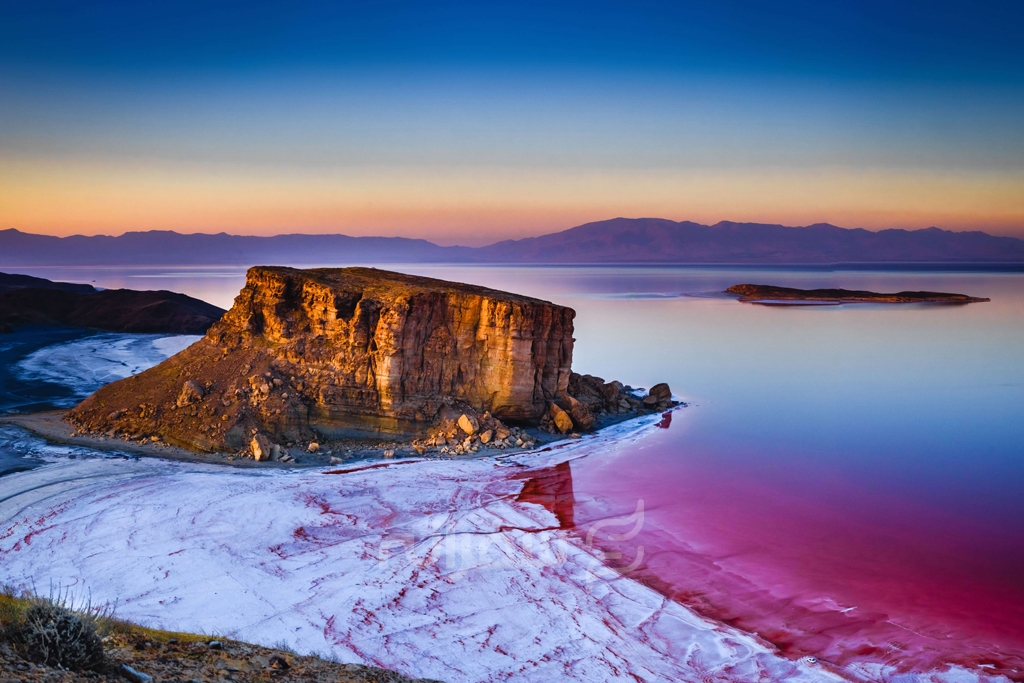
left=67, top=267, right=670, bottom=457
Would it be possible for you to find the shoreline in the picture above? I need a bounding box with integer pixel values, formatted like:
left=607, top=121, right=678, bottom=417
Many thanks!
left=2, top=406, right=1009, bottom=683
left=0, top=411, right=306, bottom=469
left=0, top=410, right=850, bottom=683
left=1, top=407, right=655, bottom=471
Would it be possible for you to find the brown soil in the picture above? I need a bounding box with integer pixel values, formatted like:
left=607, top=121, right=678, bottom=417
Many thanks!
left=0, top=410, right=564, bottom=468
left=0, top=629, right=440, bottom=683
left=0, top=411, right=307, bottom=469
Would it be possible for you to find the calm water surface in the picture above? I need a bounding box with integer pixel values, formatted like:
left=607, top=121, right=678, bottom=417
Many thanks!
left=14, top=263, right=1024, bottom=677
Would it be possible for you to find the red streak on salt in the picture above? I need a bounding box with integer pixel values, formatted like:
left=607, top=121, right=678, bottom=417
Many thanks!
left=514, top=462, right=576, bottom=529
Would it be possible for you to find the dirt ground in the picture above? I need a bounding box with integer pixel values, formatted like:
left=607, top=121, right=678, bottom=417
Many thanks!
left=0, top=628, right=441, bottom=683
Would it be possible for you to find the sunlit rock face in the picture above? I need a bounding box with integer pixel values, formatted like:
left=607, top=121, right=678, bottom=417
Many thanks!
left=68, top=267, right=575, bottom=451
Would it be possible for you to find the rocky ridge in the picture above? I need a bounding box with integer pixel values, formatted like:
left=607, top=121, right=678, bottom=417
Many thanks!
left=67, top=267, right=675, bottom=462
left=0, top=271, right=225, bottom=334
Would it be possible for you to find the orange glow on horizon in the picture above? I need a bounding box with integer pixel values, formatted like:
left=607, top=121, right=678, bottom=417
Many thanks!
left=2, top=160, right=1022, bottom=245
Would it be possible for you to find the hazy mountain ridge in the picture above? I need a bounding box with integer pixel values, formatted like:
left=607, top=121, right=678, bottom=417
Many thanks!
left=477, top=218, right=1024, bottom=263
left=0, top=229, right=467, bottom=266
left=2, top=218, right=1023, bottom=265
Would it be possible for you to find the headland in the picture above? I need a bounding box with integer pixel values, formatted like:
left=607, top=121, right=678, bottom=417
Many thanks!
left=62, top=266, right=677, bottom=464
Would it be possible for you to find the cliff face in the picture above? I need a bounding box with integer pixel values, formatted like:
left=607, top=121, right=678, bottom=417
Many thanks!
left=68, top=267, right=575, bottom=451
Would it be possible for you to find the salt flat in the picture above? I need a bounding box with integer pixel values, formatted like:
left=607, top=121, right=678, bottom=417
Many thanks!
left=15, top=333, right=200, bottom=403
left=0, top=417, right=853, bottom=683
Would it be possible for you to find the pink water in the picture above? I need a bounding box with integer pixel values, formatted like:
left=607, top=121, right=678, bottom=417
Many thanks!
left=563, top=419, right=1024, bottom=679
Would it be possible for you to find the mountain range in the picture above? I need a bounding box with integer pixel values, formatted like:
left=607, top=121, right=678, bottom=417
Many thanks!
left=3, top=218, right=1023, bottom=266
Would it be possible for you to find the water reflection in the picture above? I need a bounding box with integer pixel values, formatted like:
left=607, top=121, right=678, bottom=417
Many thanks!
left=515, top=461, right=576, bottom=529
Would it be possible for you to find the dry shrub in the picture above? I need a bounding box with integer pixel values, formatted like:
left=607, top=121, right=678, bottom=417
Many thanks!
left=4, top=586, right=109, bottom=672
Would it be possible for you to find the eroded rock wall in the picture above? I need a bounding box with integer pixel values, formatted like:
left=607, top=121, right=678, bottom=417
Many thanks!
left=68, top=267, right=575, bottom=451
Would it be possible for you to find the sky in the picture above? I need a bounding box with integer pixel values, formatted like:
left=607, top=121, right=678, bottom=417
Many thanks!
left=1, top=0, right=1022, bottom=246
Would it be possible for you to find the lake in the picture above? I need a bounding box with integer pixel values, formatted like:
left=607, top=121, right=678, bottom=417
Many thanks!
left=4, top=263, right=1023, bottom=680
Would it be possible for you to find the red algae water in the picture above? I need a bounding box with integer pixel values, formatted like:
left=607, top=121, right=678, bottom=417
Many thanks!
left=16, top=263, right=1024, bottom=681
left=567, top=423, right=1024, bottom=679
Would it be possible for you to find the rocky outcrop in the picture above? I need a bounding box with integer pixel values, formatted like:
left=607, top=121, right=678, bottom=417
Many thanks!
left=68, top=267, right=575, bottom=453
left=0, top=272, right=225, bottom=334
left=538, top=373, right=676, bottom=434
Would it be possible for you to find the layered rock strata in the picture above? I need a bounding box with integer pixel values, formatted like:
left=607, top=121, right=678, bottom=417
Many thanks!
left=68, top=267, right=576, bottom=453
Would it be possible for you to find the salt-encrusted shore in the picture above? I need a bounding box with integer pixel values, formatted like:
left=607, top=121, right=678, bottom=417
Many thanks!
left=1, top=340, right=1012, bottom=683
left=0, top=415, right=851, bottom=683
left=0, top=409, right=564, bottom=469
left=0, top=411, right=300, bottom=468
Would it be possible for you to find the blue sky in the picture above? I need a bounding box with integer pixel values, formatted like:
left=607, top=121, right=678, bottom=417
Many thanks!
left=4, top=0, right=1022, bottom=81
left=2, top=0, right=1022, bottom=244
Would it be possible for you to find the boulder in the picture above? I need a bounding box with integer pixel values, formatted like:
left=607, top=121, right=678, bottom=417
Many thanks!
left=566, top=373, right=607, bottom=413
left=549, top=402, right=573, bottom=433
left=176, top=380, right=205, bottom=408
left=601, top=380, right=625, bottom=403
left=457, top=413, right=478, bottom=435
left=564, top=395, right=595, bottom=431
left=648, top=383, right=672, bottom=403
left=118, top=664, right=153, bottom=683
left=250, top=434, right=272, bottom=461
left=566, top=372, right=632, bottom=417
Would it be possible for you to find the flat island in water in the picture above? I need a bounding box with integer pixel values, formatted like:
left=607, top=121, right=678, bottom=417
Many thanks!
left=727, top=283, right=990, bottom=304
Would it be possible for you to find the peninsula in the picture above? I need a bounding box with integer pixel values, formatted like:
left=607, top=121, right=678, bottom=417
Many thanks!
left=0, top=271, right=225, bottom=334
left=726, top=284, right=990, bottom=304
left=66, top=267, right=674, bottom=460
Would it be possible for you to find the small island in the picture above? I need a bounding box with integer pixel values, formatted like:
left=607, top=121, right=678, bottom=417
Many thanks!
left=726, top=283, right=990, bottom=304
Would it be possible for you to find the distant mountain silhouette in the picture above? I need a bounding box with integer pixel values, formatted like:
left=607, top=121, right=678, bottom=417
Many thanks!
left=2, top=219, right=1022, bottom=266
left=474, top=219, right=1024, bottom=263
left=0, top=229, right=467, bottom=266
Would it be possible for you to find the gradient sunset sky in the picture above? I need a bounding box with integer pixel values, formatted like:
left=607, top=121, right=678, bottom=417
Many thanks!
left=2, top=0, right=1022, bottom=245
